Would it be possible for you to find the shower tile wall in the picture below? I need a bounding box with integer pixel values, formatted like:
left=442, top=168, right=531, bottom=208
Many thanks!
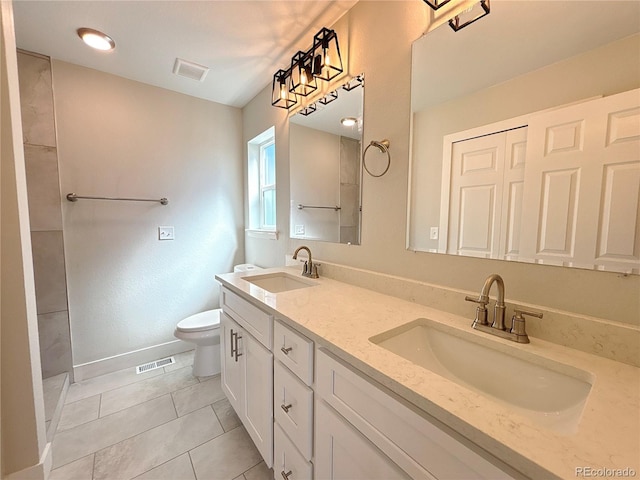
left=339, top=136, right=361, bottom=244
left=18, top=50, right=72, bottom=379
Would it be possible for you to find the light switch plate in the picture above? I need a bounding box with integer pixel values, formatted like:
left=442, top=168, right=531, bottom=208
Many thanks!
left=159, top=226, right=175, bottom=240
left=430, top=227, right=439, bottom=240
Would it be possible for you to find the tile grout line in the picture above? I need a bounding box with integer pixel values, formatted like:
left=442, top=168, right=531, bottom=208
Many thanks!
left=130, top=452, right=187, bottom=480
left=91, top=453, right=96, bottom=480
left=188, top=451, right=198, bottom=480
left=97, top=393, right=103, bottom=419
left=170, top=391, right=179, bottom=419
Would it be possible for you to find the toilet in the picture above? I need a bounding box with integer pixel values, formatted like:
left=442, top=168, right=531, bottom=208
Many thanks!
left=174, top=264, right=261, bottom=377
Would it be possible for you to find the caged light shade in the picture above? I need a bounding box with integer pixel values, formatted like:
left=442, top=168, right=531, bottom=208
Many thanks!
left=423, top=0, right=452, bottom=10
left=311, top=28, right=343, bottom=82
left=272, top=69, right=297, bottom=109
left=290, top=51, right=318, bottom=96
left=449, top=0, right=491, bottom=31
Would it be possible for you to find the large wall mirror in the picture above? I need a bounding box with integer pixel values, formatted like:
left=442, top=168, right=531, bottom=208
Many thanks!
left=407, top=1, right=640, bottom=274
left=290, top=76, right=364, bottom=244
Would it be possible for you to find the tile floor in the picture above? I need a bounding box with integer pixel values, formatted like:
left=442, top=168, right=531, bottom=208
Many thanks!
left=49, top=351, right=272, bottom=480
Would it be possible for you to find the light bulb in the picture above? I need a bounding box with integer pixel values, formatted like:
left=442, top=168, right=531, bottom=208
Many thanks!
left=280, top=83, right=287, bottom=100
left=77, top=28, right=115, bottom=51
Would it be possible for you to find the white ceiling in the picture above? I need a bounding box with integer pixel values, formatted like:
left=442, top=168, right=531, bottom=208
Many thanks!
left=13, top=0, right=358, bottom=108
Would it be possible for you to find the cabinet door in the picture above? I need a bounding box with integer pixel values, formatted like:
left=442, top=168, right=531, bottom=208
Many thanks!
left=220, top=312, right=243, bottom=413
left=243, top=332, right=274, bottom=468
left=315, top=400, right=412, bottom=480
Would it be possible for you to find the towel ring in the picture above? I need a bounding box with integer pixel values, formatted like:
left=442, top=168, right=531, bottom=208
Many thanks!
left=363, top=139, right=391, bottom=177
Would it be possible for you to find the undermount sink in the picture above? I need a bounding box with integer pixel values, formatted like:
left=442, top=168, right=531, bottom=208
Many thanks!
left=244, top=272, right=317, bottom=293
left=370, top=319, right=593, bottom=434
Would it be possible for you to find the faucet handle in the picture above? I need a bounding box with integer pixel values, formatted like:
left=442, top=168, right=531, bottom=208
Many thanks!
left=514, top=309, right=543, bottom=320
left=465, top=296, right=489, bottom=326
left=465, top=295, right=488, bottom=305
left=509, top=309, right=543, bottom=343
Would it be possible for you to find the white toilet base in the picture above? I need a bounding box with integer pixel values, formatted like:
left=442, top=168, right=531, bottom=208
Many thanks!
left=192, top=343, right=221, bottom=377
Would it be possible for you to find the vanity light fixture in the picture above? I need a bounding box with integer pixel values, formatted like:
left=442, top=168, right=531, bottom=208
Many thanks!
left=318, top=90, right=339, bottom=106
left=423, top=0, right=452, bottom=10
left=290, top=51, right=318, bottom=96
left=271, top=27, right=343, bottom=110
left=271, top=69, right=297, bottom=109
left=342, top=74, right=364, bottom=92
left=298, top=104, right=317, bottom=116
left=311, top=27, right=343, bottom=81
left=77, top=28, right=115, bottom=51
left=449, top=0, right=490, bottom=32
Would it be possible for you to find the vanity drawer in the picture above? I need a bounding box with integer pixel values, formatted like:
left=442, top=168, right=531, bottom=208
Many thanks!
left=274, top=360, right=313, bottom=461
left=274, top=320, right=314, bottom=385
left=274, top=423, right=313, bottom=480
left=221, top=287, right=273, bottom=348
left=316, top=348, right=515, bottom=480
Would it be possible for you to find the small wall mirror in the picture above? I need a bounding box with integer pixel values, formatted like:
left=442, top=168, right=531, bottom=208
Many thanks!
left=407, top=1, right=640, bottom=274
left=289, top=76, right=364, bottom=244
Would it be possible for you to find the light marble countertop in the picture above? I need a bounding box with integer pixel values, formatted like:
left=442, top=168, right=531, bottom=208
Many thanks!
left=216, top=267, right=640, bottom=480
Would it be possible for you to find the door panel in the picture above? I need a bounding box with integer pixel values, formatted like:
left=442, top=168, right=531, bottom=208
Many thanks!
left=520, top=88, right=640, bottom=273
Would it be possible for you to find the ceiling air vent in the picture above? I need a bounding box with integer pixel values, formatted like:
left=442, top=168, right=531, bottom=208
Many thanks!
left=173, top=58, right=209, bottom=82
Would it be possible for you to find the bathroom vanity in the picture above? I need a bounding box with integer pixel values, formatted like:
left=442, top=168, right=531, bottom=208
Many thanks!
left=216, top=267, right=639, bottom=479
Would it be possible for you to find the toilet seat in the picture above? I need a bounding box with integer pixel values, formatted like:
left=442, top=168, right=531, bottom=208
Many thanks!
left=176, top=309, right=221, bottom=333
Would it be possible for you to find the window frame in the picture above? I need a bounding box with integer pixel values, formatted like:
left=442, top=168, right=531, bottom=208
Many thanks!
left=258, top=139, right=276, bottom=230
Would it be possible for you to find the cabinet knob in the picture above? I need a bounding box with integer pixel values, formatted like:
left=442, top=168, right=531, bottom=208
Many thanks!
left=281, top=470, right=293, bottom=480
left=281, top=346, right=293, bottom=355
left=281, top=403, right=292, bottom=413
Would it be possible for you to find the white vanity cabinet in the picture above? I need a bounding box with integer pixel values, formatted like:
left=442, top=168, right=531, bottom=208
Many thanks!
left=220, top=288, right=274, bottom=468
left=273, top=320, right=315, bottom=480
left=315, top=348, right=516, bottom=480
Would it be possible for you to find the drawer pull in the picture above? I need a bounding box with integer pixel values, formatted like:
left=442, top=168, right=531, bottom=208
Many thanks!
left=281, top=470, right=292, bottom=480
left=281, top=403, right=292, bottom=413
left=281, top=346, right=293, bottom=355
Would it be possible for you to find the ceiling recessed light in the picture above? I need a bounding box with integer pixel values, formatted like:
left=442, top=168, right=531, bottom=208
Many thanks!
left=340, top=117, right=358, bottom=127
left=77, top=28, right=115, bottom=51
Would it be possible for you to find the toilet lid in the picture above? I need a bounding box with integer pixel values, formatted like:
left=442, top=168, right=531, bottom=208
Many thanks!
left=176, top=309, right=221, bottom=333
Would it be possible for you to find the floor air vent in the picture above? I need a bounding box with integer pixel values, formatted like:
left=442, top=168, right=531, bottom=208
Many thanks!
left=136, top=356, right=175, bottom=374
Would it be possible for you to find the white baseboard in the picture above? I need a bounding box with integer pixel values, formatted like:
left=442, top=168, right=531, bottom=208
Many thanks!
left=5, top=442, right=51, bottom=480
left=73, top=340, right=193, bottom=382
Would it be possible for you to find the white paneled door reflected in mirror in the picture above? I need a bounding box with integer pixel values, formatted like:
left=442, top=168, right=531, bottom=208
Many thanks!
left=407, top=1, right=640, bottom=274
left=290, top=76, right=364, bottom=245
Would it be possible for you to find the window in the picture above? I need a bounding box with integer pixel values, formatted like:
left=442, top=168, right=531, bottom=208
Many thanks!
left=247, top=127, right=277, bottom=236
left=259, top=140, right=276, bottom=229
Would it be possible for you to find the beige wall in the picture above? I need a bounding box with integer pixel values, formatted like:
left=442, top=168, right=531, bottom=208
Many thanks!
left=52, top=61, right=244, bottom=366
left=243, top=1, right=640, bottom=325
left=1, top=1, right=47, bottom=476
left=290, top=123, right=340, bottom=242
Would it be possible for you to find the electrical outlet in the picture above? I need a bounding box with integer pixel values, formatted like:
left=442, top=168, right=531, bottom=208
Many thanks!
left=430, top=227, right=439, bottom=240
left=295, top=225, right=305, bottom=235
left=158, top=226, right=175, bottom=240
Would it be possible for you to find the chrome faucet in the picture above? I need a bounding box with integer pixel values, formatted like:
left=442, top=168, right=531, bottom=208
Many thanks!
left=292, top=245, right=319, bottom=278
left=465, top=274, right=542, bottom=343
